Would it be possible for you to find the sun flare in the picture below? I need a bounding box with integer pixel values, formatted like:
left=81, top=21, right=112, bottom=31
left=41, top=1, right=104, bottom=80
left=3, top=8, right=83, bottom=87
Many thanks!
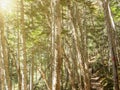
left=0, top=0, right=15, bottom=13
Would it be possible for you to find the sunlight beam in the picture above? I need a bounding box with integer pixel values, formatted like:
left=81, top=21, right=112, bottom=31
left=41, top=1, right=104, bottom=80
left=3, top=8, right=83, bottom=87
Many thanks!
left=0, top=0, right=15, bottom=13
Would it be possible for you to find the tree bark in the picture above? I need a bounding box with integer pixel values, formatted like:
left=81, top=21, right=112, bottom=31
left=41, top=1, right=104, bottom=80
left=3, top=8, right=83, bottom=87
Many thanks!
left=20, top=0, right=27, bottom=90
left=68, top=2, right=91, bottom=89
left=0, top=10, right=12, bottom=90
left=102, top=0, right=119, bottom=90
left=51, top=0, right=62, bottom=90
left=16, top=1, right=22, bottom=90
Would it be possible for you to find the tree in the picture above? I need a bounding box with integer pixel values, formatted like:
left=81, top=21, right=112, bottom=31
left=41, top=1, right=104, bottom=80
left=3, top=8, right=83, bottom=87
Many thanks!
left=0, top=0, right=119, bottom=89
left=20, top=0, right=27, bottom=89
left=0, top=9, right=12, bottom=90
left=102, top=0, right=119, bottom=89
left=51, top=0, right=62, bottom=90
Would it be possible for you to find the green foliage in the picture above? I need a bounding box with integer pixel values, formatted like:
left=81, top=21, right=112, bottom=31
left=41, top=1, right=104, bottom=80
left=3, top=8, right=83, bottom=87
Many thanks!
left=1, top=0, right=120, bottom=89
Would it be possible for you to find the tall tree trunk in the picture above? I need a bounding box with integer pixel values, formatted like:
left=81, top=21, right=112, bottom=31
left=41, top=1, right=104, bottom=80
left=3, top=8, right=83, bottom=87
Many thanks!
left=17, top=23, right=22, bottom=90
left=20, top=0, right=27, bottom=90
left=77, top=4, right=91, bottom=90
left=51, top=0, right=62, bottom=90
left=29, top=4, right=34, bottom=90
left=16, top=1, right=22, bottom=89
left=0, top=10, right=12, bottom=90
left=68, top=2, right=91, bottom=89
left=0, top=47, right=4, bottom=90
left=102, top=0, right=119, bottom=90
left=30, top=49, right=34, bottom=90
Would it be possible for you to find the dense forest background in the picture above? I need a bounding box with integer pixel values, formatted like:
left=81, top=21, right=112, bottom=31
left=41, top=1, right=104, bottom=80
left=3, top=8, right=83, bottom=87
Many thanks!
left=0, top=0, right=120, bottom=90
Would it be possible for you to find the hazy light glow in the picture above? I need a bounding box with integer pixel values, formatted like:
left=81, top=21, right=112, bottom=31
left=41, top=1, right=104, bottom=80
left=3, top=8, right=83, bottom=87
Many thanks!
left=0, top=0, right=15, bottom=13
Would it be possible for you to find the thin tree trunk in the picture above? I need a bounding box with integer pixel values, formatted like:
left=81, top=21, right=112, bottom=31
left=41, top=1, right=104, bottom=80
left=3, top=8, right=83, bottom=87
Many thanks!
left=0, top=10, right=12, bottom=90
left=16, top=1, right=22, bottom=89
left=20, top=0, right=27, bottom=90
left=51, top=0, right=62, bottom=90
left=77, top=4, right=91, bottom=90
left=63, top=49, right=76, bottom=90
left=0, top=40, right=4, bottom=90
left=68, top=3, right=90, bottom=89
left=29, top=4, right=34, bottom=90
left=38, top=66, right=51, bottom=90
left=102, top=0, right=119, bottom=90
left=0, top=38, right=2, bottom=90
left=0, top=50, right=3, bottom=90
left=30, top=49, right=34, bottom=90
left=17, top=25, right=22, bottom=90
